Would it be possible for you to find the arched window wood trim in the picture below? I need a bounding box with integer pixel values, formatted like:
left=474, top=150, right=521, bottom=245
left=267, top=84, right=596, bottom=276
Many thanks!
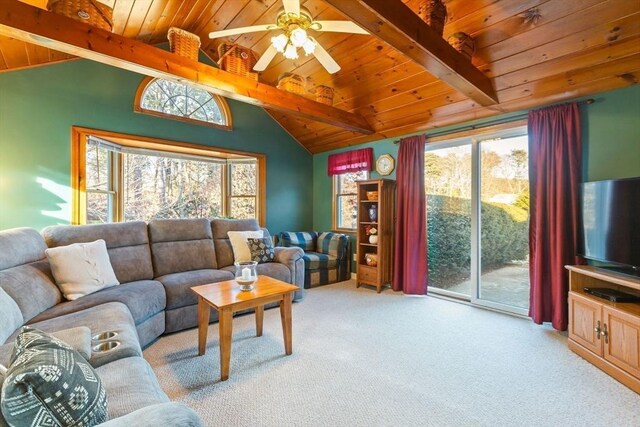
left=134, top=76, right=233, bottom=130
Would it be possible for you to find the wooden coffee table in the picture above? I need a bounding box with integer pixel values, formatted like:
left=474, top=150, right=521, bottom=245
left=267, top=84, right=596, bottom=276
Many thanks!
left=191, top=275, right=299, bottom=381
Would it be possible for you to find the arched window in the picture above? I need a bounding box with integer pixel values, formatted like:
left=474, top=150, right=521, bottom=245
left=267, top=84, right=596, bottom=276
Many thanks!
left=134, top=77, right=232, bottom=129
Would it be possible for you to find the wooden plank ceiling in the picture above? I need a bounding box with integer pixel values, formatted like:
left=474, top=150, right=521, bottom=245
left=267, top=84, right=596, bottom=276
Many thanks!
left=1, top=0, right=638, bottom=153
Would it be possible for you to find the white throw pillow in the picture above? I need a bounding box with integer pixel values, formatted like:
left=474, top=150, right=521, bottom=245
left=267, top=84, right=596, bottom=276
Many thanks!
left=45, top=239, right=119, bottom=300
left=227, top=230, right=264, bottom=263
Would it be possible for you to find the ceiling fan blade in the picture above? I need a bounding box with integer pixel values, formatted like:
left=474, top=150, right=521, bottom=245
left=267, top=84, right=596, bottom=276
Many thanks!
left=313, top=20, right=369, bottom=35
left=282, top=0, right=300, bottom=16
left=253, top=45, right=278, bottom=71
left=311, top=38, right=340, bottom=74
left=209, top=24, right=275, bottom=39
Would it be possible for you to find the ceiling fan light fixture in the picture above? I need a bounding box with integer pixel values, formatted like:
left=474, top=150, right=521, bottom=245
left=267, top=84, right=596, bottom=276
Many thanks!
left=271, top=34, right=288, bottom=53
left=284, top=43, right=299, bottom=60
left=302, top=38, right=316, bottom=55
left=289, top=27, right=308, bottom=47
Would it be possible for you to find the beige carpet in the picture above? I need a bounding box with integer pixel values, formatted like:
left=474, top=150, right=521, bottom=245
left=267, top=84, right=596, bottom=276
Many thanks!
left=144, top=281, right=640, bottom=426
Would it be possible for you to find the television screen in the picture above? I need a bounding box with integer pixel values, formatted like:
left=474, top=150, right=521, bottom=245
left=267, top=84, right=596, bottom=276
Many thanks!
left=581, top=177, right=640, bottom=269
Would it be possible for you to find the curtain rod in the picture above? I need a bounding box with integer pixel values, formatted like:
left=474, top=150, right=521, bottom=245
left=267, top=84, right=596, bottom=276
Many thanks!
left=393, top=98, right=595, bottom=144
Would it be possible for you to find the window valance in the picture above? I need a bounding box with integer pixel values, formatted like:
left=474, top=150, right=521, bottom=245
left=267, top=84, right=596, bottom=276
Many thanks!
left=327, top=147, right=373, bottom=176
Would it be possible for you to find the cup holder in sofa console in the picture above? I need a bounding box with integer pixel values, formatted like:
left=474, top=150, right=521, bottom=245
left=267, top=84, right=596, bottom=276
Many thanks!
left=92, top=341, right=121, bottom=353
left=92, top=331, right=118, bottom=341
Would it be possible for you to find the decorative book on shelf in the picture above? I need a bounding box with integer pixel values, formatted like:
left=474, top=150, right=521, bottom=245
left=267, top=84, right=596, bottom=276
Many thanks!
left=356, top=179, right=396, bottom=293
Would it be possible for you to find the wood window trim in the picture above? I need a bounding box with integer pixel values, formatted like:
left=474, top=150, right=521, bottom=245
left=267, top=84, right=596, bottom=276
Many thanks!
left=133, top=76, right=233, bottom=131
left=71, top=126, right=266, bottom=226
left=426, top=119, right=528, bottom=145
left=332, top=171, right=368, bottom=234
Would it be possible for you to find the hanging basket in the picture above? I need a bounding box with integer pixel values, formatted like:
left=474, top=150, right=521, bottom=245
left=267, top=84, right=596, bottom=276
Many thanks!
left=417, top=0, right=447, bottom=37
left=447, top=32, right=475, bottom=60
left=277, top=73, right=306, bottom=95
left=217, top=43, right=259, bottom=81
left=47, top=0, right=113, bottom=31
left=315, top=85, right=334, bottom=105
left=167, top=27, right=201, bottom=61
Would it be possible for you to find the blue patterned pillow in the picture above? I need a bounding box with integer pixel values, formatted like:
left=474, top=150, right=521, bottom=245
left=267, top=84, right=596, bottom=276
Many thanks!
left=1, top=327, right=108, bottom=427
left=247, top=238, right=275, bottom=264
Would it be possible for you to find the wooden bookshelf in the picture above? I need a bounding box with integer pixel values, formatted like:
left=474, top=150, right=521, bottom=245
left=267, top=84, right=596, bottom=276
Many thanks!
left=356, top=179, right=396, bottom=293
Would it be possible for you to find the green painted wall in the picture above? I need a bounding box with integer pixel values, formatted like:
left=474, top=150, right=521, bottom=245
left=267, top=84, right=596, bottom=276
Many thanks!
left=313, top=85, right=640, bottom=268
left=0, top=59, right=313, bottom=233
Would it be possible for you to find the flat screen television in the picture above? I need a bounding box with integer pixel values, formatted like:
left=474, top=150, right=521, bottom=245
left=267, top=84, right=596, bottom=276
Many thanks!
left=580, top=177, right=640, bottom=277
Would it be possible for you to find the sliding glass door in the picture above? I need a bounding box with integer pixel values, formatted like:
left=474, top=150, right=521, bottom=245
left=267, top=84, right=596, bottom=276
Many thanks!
left=425, top=126, right=530, bottom=315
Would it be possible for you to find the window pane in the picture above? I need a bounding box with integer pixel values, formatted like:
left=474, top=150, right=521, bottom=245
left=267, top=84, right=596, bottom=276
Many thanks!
left=140, top=78, right=227, bottom=126
left=86, top=144, right=110, bottom=190
left=122, top=153, right=224, bottom=221
left=230, top=197, right=256, bottom=219
left=86, top=191, right=112, bottom=224
left=338, top=195, right=358, bottom=229
left=339, top=171, right=366, bottom=194
left=425, top=145, right=472, bottom=294
left=480, top=136, right=530, bottom=309
left=230, top=163, right=257, bottom=195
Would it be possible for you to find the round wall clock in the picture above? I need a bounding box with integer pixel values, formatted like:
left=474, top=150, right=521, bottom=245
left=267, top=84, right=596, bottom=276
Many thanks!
left=376, top=154, right=395, bottom=176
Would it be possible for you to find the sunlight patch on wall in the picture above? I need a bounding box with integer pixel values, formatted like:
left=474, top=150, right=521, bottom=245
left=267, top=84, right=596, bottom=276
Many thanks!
left=36, top=177, right=71, bottom=222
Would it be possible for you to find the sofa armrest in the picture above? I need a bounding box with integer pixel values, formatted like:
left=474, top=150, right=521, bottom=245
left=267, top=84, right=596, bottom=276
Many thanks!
left=98, top=403, right=203, bottom=427
left=274, top=247, right=305, bottom=300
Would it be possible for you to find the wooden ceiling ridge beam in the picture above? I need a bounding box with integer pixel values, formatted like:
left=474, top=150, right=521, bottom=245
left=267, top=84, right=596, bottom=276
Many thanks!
left=0, top=0, right=373, bottom=134
left=323, top=0, right=498, bottom=106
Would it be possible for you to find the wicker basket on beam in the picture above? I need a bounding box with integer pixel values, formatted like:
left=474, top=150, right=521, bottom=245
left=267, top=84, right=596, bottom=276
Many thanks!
left=47, top=0, right=113, bottom=31
left=277, top=73, right=306, bottom=95
left=217, top=43, right=259, bottom=81
left=167, top=27, right=201, bottom=61
left=315, top=85, right=334, bottom=105
left=417, top=0, right=447, bottom=37
left=447, top=32, right=475, bottom=61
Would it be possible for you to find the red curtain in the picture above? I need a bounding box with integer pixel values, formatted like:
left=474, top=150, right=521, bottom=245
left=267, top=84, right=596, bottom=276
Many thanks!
left=393, top=135, right=428, bottom=294
left=327, top=147, right=373, bottom=176
left=528, top=103, right=582, bottom=331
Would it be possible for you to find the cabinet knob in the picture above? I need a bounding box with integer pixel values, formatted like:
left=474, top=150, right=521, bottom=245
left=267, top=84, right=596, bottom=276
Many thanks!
left=594, top=321, right=601, bottom=339
left=601, top=323, right=609, bottom=344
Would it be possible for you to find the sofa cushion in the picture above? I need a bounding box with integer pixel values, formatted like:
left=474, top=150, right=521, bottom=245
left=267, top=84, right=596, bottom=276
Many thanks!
left=279, top=231, right=318, bottom=251
left=6, top=302, right=143, bottom=369
left=148, top=218, right=217, bottom=277
left=0, top=287, right=22, bottom=345
left=156, top=269, right=234, bottom=310
left=221, top=262, right=291, bottom=284
left=2, top=327, right=108, bottom=427
left=211, top=218, right=262, bottom=268
left=302, top=251, right=339, bottom=270
left=95, top=356, right=168, bottom=420
left=46, top=239, right=120, bottom=300
left=316, top=232, right=348, bottom=259
left=0, top=228, right=62, bottom=324
left=29, top=280, right=166, bottom=327
left=42, top=221, right=154, bottom=283
left=98, top=402, right=203, bottom=427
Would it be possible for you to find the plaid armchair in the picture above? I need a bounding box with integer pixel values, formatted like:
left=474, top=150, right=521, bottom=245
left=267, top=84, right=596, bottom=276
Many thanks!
left=277, top=231, right=350, bottom=288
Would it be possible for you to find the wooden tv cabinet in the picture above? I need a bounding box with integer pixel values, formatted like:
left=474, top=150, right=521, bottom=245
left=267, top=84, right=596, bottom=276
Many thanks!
left=566, top=265, right=640, bottom=394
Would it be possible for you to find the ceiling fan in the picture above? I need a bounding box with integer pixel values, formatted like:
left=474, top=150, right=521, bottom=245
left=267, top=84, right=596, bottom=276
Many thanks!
left=208, top=0, right=368, bottom=74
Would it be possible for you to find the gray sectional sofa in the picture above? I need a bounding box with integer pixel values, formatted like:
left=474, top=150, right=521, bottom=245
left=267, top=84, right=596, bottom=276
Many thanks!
left=0, top=218, right=304, bottom=426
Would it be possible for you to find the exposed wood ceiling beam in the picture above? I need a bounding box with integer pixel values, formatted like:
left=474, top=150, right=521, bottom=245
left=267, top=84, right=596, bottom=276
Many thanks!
left=0, top=0, right=374, bottom=134
left=323, top=0, right=498, bottom=106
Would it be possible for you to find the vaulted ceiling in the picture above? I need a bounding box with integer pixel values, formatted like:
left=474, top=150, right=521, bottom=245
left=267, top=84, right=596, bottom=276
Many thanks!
left=1, top=0, right=638, bottom=153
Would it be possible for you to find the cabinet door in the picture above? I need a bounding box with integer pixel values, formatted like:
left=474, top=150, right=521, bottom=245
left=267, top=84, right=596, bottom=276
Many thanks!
left=568, top=293, right=603, bottom=356
left=603, top=306, right=640, bottom=378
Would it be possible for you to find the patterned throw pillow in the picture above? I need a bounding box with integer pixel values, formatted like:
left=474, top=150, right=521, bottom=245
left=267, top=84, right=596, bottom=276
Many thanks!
left=247, top=237, right=275, bottom=264
left=1, top=327, right=108, bottom=427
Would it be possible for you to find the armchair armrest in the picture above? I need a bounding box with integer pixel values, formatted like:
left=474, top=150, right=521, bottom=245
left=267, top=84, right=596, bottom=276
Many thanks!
left=274, top=246, right=305, bottom=300
left=98, top=403, right=203, bottom=427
